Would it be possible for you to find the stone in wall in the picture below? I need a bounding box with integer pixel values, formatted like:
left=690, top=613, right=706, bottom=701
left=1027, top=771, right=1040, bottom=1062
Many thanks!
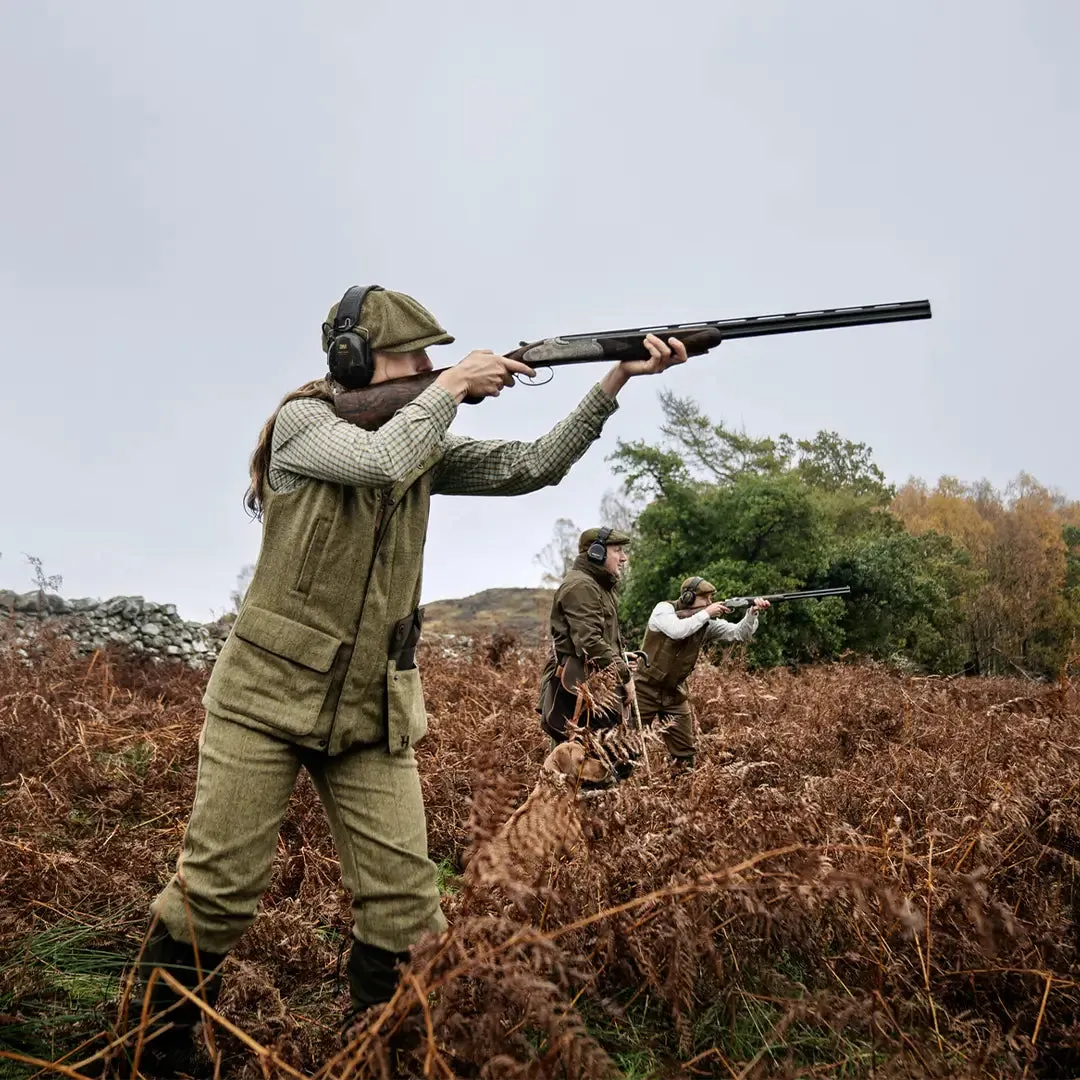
left=0, top=589, right=230, bottom=669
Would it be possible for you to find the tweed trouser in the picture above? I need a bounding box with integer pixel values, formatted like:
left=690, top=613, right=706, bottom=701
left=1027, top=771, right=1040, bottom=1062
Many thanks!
left=635, top=683, right=696, bottom=760
left=153, top=711, right=446, bottom=956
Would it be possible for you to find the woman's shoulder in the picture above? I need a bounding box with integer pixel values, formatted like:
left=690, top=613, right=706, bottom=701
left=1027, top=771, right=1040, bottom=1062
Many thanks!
left=272, top=396, right=337, bottom=449
left=277, top=394, right=335, bottom=426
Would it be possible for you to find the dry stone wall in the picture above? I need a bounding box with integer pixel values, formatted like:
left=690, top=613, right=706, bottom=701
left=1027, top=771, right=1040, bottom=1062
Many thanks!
left=0, top=589, right=230, bottom=667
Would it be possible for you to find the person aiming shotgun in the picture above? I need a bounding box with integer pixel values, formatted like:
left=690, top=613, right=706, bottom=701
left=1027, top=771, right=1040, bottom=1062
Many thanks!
left=635, top=577, right=770, bottom=770
left=132, top=284, right=690, bottom=1073
left=636, top=580, right=851, bottom=769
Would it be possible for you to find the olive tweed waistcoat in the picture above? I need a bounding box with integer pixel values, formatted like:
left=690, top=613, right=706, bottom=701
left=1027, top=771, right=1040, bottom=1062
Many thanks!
left=204, top=453, right=439, bottom=756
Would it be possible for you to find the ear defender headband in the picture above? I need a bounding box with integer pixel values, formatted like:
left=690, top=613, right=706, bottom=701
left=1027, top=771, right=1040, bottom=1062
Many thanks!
left=680, top=576, right=705, bottom=608
left=586, top=527, right=613, bottom=565
left=326, top=284, right=385, bottom=389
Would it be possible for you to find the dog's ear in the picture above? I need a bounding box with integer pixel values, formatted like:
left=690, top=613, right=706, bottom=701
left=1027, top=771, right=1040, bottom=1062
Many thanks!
left=579, top=757, right=610, bottom=783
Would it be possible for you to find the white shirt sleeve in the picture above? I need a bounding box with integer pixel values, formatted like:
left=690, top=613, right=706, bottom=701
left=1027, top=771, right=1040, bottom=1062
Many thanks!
left=704, top=607, right=760, bottom=643
left=647, top=601, right=712, bottom=640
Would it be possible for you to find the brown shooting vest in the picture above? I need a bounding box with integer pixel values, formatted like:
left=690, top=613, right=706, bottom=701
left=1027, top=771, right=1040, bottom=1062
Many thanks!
left=637, top=616, right=710, bottom=703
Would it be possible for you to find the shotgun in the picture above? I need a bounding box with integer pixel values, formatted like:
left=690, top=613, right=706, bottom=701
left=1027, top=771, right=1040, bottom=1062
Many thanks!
left=335, top=300, right=931, bottom=430
left=675, top=586, right=852, bottom=619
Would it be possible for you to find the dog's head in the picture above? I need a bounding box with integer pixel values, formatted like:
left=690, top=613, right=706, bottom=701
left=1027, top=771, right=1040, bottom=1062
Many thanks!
left=542, top=742, right=611, bottom=787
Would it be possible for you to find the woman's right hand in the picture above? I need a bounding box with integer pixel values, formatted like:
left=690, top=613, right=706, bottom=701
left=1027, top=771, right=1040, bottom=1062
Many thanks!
left=436, top=350, right=537, bottom=402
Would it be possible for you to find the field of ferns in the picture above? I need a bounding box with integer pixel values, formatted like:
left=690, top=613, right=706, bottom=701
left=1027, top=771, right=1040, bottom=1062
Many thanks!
left=1, top=632, right=1079, bottom=1079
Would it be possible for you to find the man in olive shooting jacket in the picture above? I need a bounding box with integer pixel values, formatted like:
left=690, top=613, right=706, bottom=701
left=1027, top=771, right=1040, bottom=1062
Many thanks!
left=539, top=526, right=635, bottom=743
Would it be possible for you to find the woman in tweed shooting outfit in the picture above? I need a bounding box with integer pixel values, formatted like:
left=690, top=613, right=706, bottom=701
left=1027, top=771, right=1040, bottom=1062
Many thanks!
left=134, top=285, right=689, bottom=1073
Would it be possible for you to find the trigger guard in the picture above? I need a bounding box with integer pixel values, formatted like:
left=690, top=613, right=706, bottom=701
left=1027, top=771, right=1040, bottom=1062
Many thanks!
left=516, top=366, right=554, bottom=387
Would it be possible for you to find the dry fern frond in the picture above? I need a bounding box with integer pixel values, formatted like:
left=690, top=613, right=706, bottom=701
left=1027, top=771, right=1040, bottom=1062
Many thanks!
left=3, top=636, right=1080, bottom=1077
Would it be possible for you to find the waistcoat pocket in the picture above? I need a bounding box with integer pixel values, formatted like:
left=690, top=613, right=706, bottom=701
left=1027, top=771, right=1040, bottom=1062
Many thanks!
left=295, top=518, right=331, bottom=595
left=206, top=605, right=341, bottom=737
left=386, top=660, right=428, bottom=754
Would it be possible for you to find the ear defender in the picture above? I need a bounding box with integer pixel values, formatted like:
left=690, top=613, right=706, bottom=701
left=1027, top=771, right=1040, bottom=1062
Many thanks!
left=587, top=527, right=613, bottom=565
left=326, top=284, right=384, bottom=389
left=680, top=576, right=704, bottom=608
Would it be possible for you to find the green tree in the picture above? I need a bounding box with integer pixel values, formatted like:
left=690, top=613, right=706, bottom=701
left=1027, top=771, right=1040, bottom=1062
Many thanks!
left=608, top=391, right=1079, bottom=676
left=827, top=529, right=974, bottom=670
left=654, top=390, right=786, bottom=483
left=618, top=471, right=844, bottom=667
left=1064, top=525, right=1080, bottom=598
left=611, top=394, right=981, bottom=672
left=788, top=430, right=894, bottom=503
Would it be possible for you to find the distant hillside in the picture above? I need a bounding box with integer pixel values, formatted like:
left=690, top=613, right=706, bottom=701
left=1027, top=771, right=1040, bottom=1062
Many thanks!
left=422, top=587, right=553, bottom=643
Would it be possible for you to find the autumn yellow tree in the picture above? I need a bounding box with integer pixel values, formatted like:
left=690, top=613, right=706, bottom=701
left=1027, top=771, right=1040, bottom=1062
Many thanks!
left=892, top=473, right=1077, bottom=674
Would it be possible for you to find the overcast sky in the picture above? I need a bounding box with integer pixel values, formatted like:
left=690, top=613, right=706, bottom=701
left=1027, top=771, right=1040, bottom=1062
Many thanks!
left=1, top=1, right=1076, bottom=620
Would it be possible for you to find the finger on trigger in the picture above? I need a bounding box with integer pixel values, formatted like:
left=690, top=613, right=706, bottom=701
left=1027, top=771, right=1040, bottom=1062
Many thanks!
left=503, top=357, right=538, bottom=379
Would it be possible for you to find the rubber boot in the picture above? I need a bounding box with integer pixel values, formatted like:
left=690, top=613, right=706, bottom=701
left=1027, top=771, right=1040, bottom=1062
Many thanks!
left=340, top=939, right=421, bottom=1073
left=129, top=927, right=226, bottom=1079
left=342, top=938, right=409, bottom=1022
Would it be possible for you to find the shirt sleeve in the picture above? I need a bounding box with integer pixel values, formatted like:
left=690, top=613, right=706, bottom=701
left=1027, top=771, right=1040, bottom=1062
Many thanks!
left=268, top=385, right=457, bottom=491
left=431, top=383, right=618, bottom=496
left=704, top=608, right=760, bottom=643
left=560, top=579, right=630, bottom=682
left=647, top=601, right=712, bottom=639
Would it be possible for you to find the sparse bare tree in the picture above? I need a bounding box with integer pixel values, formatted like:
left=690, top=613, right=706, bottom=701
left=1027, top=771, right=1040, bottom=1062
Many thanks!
left=230, top=563, right=255, bottom=613
left=24, top=553, right=62, bottom=596
left=598, top=488, right=642, bottom=536
left=533, top=518, right=579, bottom=586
